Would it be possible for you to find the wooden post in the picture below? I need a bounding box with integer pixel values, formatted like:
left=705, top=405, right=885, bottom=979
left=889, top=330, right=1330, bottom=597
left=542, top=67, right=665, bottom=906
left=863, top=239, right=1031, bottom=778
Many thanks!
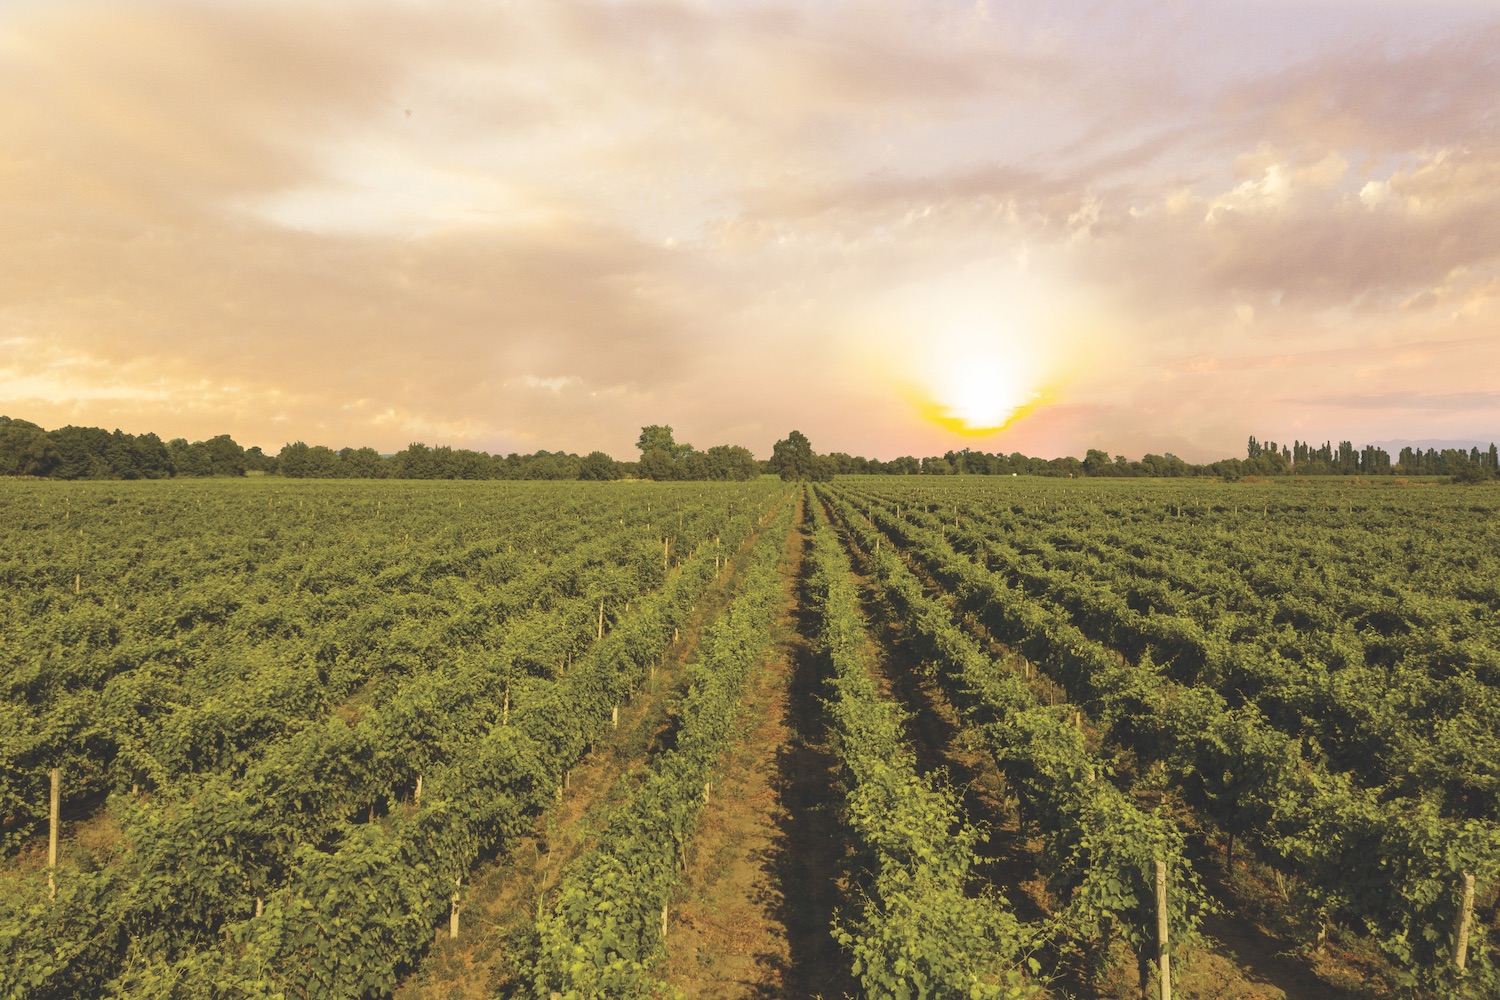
left=503, top=684, right=510, bottom=725
left=450, top=877, right=461, bottom=938
left=612, top=704, right=619, bottom=730
left=414, top=775, right=422, bottom=809
left=1454, top=871, right=1476, bottom=970
left=48, top=768, right=60, bottom=900
left=663, top=537, right=669, bottom=570
left=597, top=600, right=604, bottom=640
left=255, top=896, right=263, bottom=918
left=73, top=573, right=80, bottom=594
left=1156, top=860, right=1171, bottom=1000
left=661, top=903, right=668, bottom=938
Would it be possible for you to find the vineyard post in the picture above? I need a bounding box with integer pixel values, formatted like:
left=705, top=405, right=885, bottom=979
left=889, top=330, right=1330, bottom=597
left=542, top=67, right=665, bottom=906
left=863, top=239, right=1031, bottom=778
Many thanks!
left=1454, top=871, right=1476, bottom=970
left=48, top=767, right=60, bottom=900
left=415, top=775, right=422, bottom=809
left=450, top=877, right=461, bottom=939
left=661, top=903, right=668, bottom=939
left=503, top=683, right=510, bottom=725
left=663, top=537, right=669, bottom=570
left=612, top=704, right=619, bottom=729
left=597, top=600, right=604, bottom=640
left=1156, top=860, right=1171, bottom=1000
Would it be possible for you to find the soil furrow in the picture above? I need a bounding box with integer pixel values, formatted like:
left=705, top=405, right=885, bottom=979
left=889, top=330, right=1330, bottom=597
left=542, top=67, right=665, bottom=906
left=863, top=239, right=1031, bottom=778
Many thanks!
left=657, top=496, right=858, bottom=999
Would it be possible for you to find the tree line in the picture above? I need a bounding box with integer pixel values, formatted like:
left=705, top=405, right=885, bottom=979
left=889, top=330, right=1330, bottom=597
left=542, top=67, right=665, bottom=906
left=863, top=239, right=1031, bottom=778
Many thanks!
left=2, top=414, right=1494, bottom=482
left=1242, top=436, right=1499, bottom=480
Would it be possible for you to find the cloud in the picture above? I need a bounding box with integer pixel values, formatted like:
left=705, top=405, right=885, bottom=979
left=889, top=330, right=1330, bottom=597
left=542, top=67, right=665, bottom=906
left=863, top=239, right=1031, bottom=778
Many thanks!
left=2, top=0, right=1498, bottom=461
left=1301, top=390, right=1500, bottom=412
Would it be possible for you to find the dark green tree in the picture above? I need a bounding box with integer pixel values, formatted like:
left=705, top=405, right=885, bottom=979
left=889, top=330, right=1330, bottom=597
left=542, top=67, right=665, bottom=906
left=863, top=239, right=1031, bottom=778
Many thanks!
left=703, top=444, right=759, bottom=481
left=636, top=424, right=692, bottom=480
left=0, top=417, right=59, bottom=476
left=132, top=432, right=173, bottom=478
left=203, top=434, right=247, bottom=476
left=578, top=451, right=622, bottom=481
left=278, top=441, right=339, bottom=477
left=768, top=430, right=831, bottom=481
left=337, top=447, right=384, bottom=478
left=243, top=446, right=278, bottom=474
left=390, top=443, right=440, bottom=479
left=921, top=455, right=954, bottom=475
left=636, top=424, right=680, bottom=456
left=1082, top=449, right=1114, bottom=477
left=167, top=438, right=214, bottom=477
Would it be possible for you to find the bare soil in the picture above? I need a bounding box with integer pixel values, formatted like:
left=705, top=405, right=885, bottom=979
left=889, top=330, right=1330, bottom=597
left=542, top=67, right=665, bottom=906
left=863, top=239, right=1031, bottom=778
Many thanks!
left=658, top=498, right=857, bottom=998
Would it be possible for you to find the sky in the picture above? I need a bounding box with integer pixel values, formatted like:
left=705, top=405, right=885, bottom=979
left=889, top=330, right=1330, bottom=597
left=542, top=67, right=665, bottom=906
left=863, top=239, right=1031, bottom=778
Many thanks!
left=3, top=0, right=1498, bottom=462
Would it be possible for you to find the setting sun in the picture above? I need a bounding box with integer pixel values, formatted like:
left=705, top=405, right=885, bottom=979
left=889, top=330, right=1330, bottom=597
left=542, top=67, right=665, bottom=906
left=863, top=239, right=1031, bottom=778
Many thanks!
left=852, top=264, right=1085, bottom=443
left=918, top=361, right=1051, bottom=436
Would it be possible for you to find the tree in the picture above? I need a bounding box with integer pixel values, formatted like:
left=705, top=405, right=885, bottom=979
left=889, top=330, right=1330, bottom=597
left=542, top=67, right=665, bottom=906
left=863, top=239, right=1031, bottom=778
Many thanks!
left=390, top=443, right=440, bottom=479
left=1451, top=463, right=1495, bottom=484
left=1082, top=449, right=1114, bottom=477
left=636, top=425, right=681, bottom=457
left=168, top=437, right=214, bottom=477
left=0, top=417, right=59, bottom=477
left=132, top=432, right=173, bottom=478
left=278, top=441, right=339, bottom=478
left=920, top=456, right=953, bottom=476
left=337, top=447, right=384, bottom=478
left=578, top=451, right=622, bottom=481
left=768, top=430, right=831, bottom=481
left=702, top=444, right=759, bottom=481
left=636, top=448, right=677, bottom=481
left=203, top=434, right=247, bottom=476
left=244, top=446, right=278, bottom=474
left=636, top=424, right=692, bottom=480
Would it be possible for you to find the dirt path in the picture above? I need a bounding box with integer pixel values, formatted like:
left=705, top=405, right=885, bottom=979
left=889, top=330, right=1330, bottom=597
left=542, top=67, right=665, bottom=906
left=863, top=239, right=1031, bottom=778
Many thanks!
left=394, top=514, right=780, bottom=1000
left=656, top=496, right=858, bottom=1000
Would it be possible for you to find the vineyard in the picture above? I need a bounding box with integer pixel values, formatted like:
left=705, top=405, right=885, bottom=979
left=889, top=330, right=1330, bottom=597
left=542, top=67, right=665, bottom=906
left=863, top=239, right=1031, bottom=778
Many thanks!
left=2, top=476, right=1497, bottom=998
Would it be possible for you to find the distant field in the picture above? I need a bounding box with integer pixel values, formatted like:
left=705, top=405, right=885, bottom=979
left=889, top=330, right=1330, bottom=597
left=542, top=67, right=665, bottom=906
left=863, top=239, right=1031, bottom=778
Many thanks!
left=4, top=476, right=1496, bottom=998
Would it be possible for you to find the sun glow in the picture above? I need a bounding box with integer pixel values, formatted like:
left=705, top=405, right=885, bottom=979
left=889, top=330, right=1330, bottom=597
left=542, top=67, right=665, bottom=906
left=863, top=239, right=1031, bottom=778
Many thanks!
left=915, top=359, right=1053, bottom=436
left=853, top=264, right=1087, bottom=440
